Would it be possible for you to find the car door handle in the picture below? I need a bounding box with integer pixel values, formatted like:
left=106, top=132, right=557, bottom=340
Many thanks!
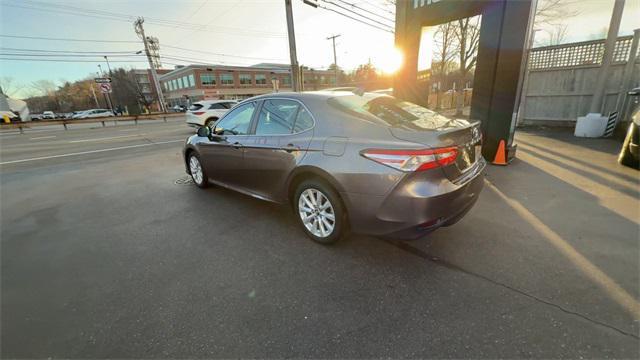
left=232, top=142, right=243, bottom=149
left=282, top=144, right=299, bottom=153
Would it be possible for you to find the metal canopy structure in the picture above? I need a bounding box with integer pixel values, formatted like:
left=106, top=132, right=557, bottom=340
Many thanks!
left=394, top=0, right=535, bottom=164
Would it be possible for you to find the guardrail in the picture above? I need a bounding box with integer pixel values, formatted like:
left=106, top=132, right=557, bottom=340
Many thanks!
left=1, top=113, right=185, bottom=134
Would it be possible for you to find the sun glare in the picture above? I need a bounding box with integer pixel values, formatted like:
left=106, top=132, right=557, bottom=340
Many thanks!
left=375, top=47, right=404, bottom=74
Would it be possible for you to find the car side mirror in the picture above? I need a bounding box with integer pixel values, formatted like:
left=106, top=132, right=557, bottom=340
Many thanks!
left=197, top=126, right=211, bottom=138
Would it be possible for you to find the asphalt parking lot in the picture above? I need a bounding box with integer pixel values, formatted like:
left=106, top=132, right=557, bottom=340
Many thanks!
left=1, top=118, right=638, bottom=358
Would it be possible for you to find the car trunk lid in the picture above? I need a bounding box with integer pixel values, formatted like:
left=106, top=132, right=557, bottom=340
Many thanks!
left=389, top=119, right=482, bottom=181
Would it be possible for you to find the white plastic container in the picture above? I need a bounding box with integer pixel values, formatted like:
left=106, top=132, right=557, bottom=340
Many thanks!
left=575, top=113, right=607, bottom=137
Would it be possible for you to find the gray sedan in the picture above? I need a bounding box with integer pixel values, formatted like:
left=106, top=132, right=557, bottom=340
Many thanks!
left=183, top=91, right=485, bottom=243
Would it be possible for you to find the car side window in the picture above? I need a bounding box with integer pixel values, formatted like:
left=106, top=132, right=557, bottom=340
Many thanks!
left=255, top=99, right=300, bottom=135
left=214, top=102, right=255, bottom=135
left=208, top=103, right=226, bottom=110
left=293, top=107, right=314, bottom=133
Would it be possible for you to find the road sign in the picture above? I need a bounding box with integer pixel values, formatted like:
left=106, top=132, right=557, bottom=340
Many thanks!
left=95, top=77, right=112, bottom=83
left=99, top=83, right=112, bottom=94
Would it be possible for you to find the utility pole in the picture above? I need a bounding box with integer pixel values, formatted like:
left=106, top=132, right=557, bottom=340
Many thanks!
left=589, top=0, right=625, bottom=114
left=327, top=34, right=341, bottom=86
left=134, top=17, right=167, bottom=112
left=285, top=0, right=301, bottom=92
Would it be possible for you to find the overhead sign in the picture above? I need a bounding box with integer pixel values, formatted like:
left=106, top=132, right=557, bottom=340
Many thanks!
left=95, top=77, right=112, bottom=83
left=99, top=83, right=112, bottom=94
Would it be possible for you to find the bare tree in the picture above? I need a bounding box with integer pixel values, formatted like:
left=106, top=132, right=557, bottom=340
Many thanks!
left=30, top=80, right=57, bottom=97
left=433, top=22, right=458, bottom=109
left=535, top=0, right=580, bottom=27
left=454, top=15, right=481, bottom=115
left=546, top=24, right=569, bottom=45
left=0, top=77, right=25, bottom=98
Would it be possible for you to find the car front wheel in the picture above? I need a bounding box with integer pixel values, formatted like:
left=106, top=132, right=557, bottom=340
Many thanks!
left=188, top=153, right=209, bottom=188
left=294, top=179, right=347, bottom=244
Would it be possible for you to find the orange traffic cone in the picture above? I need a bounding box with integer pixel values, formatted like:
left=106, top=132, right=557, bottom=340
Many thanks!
left=493, top=140, right=507, bottom=165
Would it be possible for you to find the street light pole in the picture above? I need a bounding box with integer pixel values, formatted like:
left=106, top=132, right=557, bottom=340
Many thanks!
left=285, top=0, right=301, bottom=92
left=327, top=34, right=341, bottom=86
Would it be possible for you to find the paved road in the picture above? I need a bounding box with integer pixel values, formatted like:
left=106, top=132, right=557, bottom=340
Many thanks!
left=1, top=120, right=638, bottom=358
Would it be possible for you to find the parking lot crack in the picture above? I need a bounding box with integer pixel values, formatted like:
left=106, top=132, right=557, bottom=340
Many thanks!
left=384, top=239, right=640, bottom=340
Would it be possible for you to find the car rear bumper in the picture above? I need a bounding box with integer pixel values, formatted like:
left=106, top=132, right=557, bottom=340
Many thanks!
left=186, top=114, right=205, bottom=127
left=341, top=159, right=486, bottom=240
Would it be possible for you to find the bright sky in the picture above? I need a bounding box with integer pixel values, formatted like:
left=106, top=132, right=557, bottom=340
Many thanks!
left=0, top=0, right=638, bottom=98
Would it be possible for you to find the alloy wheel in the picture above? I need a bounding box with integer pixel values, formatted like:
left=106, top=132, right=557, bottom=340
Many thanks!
left=298, top=188, right=336, bottom=238
left=189, top=156, right=204, bottom=185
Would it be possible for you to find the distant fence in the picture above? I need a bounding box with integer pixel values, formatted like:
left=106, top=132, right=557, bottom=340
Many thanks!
left=0, top=113, right=184, bottom=133
left=519, top=35, right=640, bottom=126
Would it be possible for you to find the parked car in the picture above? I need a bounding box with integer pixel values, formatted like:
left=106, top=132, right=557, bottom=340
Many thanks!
left=30, top=113, right=43, bottom=120
left=73, top=109, right=114, bottom=119
left=172, top=104, right=187, bottom=112
left=183, top=91, right=485, bottom=244
left=1, top=110, right=21, bottom=123
left=186, top=100, right=237, bottom=128
left=618, top=87, right=639, bottom=169
left=42, top=111, right=56, bottom=119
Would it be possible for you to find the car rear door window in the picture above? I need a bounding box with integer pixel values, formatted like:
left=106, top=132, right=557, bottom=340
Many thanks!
left=255, top=99, right=300, bottom=135
left=214, top=102, right=255, bottom=135
left=208, top=103, right=226, bottom=110
left=293, top=107, right=314, bottom=133
left=189, top=104, right=203, bottom=111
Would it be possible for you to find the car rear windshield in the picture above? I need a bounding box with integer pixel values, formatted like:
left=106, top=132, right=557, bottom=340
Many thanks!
left=189, top=104, right=204, bottom=111
left=327, top=94, right=458, bottom=129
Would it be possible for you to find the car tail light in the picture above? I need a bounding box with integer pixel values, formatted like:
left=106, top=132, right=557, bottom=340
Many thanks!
left=361, top=147, right=458, bottom=172
left=192, top=111, right=206, bottom=115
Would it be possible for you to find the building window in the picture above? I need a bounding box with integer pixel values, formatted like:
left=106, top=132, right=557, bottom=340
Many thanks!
left=220, top=73, right=234, bottom=85
left=255, top=74, right=267, bottom=85
left=188, top=74, right=195, bottom=87
left=239, top=74, right=252, bottom=85
left=182, top=76, right=189, bottom=88
left=171, top=79, right=177, bottom=90
left=282, top=75, right=291, bottom=86
left=201, top=74, right=216, bottom=86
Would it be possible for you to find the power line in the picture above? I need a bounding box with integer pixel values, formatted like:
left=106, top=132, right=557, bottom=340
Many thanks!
left=0, top=47, right=140, bottom=54
left=0, top=41, right=290, bottom=63
left=5, top=1, right=293, bottom=39
left=320, top=0, right=395, bottom=30
left=0, top=57, right=151, bottom=63
left=0, top=34, right=139, bottom=43
left=0, top=53, right=143, bottom=58
left=363, top=1, right=396, bottom=16
left=161, top=44, right=288, bottom=62
left=334, top=0, right=395, bottom=24
left=315, top=4, right=394, bottom=33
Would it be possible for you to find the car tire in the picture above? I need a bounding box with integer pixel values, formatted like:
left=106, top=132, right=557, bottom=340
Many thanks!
left=188, top=152, right=209, bottom=188
left=618, top=123, right=639, bottom=169
left=294, top=179, right=348, bottom=244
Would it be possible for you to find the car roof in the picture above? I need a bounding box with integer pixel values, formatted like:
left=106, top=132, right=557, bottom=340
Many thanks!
left=245, top=90, right=389, bottom=104
left=194, top=100, right=238, bottom=105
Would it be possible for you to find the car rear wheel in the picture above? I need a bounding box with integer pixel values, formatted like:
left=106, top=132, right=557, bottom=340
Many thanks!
left=188, top=153, right=209, bottom=188
left=294, top=179, right=347, bottom=244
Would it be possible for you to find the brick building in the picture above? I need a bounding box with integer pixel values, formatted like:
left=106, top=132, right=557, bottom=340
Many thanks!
left=133, top=68, right=172, bottom=112
left=158, top=63, right=337, bottom=106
